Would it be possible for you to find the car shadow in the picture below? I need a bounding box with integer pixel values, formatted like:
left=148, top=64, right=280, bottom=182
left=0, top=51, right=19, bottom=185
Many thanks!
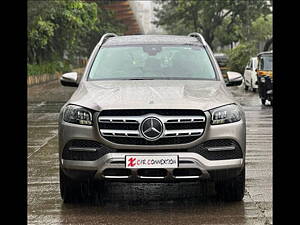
left=59, top=181, right=247, bottom=224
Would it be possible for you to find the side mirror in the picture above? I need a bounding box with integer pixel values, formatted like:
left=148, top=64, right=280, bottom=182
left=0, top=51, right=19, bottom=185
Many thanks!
left=60, top=72, right=78, bottom=87
left=226, top=71, right=243, bottom=86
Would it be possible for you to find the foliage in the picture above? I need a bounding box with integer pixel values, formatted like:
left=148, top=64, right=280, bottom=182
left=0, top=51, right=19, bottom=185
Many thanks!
left=153, top=0, right=272, bottom=50
left=248, top=14, right=272, bottom=43
left=224, top=14, right=272, bottom=73
left=227, top=42, right=257, bottom=73
left=28, top=0, right=125, bottom=65
left=27, top=61, right=71, bottom=76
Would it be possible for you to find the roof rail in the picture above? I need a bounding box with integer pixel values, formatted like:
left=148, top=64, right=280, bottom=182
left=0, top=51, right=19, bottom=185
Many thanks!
left=188, top=33, right=206, bottom=45
left=98, top=33, right=118, bottom=46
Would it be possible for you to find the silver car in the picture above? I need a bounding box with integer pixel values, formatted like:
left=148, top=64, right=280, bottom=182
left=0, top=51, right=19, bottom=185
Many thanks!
left=59, top=33, right=246, bottom=203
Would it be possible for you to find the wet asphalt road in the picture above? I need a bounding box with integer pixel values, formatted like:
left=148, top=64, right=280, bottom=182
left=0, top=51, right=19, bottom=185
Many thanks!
left=27, top=79, right=272, bottom=225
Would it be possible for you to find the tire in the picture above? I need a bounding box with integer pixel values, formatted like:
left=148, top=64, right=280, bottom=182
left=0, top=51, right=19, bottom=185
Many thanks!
left=60, top=168, right=97, bottom=203
left=60, top=168, right=81, bottom=203
left=215, top=167, right=245, bottom=202
left=261, top=98, right=266, bottom=105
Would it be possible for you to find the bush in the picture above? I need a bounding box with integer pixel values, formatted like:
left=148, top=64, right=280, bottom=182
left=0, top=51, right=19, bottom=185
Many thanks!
left=228, top=42, right=257, bottom=74
left=27, top=61, right=72, bottom=76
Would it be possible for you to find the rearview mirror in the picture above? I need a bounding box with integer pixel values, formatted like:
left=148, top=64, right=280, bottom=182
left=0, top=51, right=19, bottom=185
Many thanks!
left=226, top=71, right=243, bottom=86
left=60, top=72, right=78, bottom=87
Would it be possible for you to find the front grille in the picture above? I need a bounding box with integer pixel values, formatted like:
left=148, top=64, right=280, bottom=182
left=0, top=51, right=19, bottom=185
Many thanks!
left=98, top=109, right=206, bottom=145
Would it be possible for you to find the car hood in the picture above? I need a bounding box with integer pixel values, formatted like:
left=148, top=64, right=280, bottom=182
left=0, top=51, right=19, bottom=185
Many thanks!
left=68, top=80, right=235, bottom=112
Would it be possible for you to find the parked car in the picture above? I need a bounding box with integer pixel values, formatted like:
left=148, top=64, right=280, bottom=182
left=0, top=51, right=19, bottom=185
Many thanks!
left=256, top=51, right=273, bottom=105
left=59, top=33, right=246, bottom=203
left=214, top=53, right=230, bottom=83
left=243, top=57, right=258, bottom=92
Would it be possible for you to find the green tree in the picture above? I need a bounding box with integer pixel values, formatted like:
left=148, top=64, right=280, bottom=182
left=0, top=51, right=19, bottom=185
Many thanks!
left=153, top=0, right=272, bottom=50
left=249, top=14, right=272, bottom=43
left=28, top=0, right=99, bottom=63
left=27, top=0, right=125, bottom=64
left=228, top=42, right=257, bottom=73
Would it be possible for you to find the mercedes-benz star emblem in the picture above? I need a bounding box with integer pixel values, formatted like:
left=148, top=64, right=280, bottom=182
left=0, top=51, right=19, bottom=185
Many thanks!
left=140, top=117, right=164, bottom=141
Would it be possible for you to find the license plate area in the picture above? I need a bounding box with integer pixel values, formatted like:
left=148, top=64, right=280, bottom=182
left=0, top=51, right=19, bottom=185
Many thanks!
left=125, top=155, right=178, bottom=168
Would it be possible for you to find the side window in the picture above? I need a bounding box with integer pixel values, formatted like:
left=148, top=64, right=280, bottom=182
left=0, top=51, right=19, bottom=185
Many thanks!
left=248, top=60, right=252, bottom=70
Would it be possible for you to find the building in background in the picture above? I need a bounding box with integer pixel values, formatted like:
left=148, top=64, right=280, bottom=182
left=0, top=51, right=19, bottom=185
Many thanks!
left=103, top=0, right=164, bottom=35
left=129, top=1, right=165, bottom=34
left=102, top=0, right=141, bottom=35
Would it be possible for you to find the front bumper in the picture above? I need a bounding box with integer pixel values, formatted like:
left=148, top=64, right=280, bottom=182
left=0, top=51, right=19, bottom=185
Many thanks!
left=61, top=152, right=243, bottom=182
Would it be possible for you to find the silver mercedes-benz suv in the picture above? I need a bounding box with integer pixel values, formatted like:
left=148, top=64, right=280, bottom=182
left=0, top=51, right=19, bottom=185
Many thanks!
left=59, top=33, right=246, bottom=203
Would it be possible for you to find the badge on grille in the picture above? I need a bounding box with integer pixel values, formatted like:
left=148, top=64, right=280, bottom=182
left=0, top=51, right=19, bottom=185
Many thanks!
left=140, top=117, right=164, bottom=141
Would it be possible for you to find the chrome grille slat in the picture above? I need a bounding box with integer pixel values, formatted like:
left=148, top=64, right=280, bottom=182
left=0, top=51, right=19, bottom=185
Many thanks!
left=100, top=129, right=140, bottom=137
left=163, top=129, right=204, bottom=137
left=99, top=115, right=205, bottom=123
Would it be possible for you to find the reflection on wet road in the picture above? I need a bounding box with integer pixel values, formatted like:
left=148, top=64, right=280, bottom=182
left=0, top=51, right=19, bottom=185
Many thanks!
left=28, top=80, right=272, bottom=225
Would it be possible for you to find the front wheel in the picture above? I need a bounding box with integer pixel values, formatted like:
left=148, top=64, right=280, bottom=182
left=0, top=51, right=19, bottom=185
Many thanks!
left=60, top=168, right=100, bottom=203
left=215, top=168, right=245, bottom=201
left=60, top=168, right=85, bottom=203
left=261, top=98, right=266, bottom=105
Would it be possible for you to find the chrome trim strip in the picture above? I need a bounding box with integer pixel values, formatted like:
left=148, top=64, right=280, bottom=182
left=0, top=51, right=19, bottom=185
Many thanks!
left=174, top=176, right=200, bottom=179
left=68, top=147, right=97, bottom=152
left=207, top=146, right=235, bottom=151
left=139, top=176, right=165, bottom=179
left=103, top=176, right=129, bottom=179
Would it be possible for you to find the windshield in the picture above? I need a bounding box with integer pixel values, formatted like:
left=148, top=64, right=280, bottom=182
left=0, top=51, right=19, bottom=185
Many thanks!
left=88, top=45, right=217, bottom=80
left=258, top=54, right=272, bottom=71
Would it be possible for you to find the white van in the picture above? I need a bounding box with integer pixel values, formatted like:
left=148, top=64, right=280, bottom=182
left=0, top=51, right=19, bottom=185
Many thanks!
left=243, top=57, right=258, bottom=92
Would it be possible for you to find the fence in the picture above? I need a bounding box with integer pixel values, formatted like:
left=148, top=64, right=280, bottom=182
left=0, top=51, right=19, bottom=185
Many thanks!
left=27, top=68, right=85, bottom=86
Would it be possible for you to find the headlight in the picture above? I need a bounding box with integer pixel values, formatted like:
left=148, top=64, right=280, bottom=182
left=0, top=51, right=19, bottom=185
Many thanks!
left=63, top=105, right=93, bottom=125
left=209, top=104, right=241, bottom=125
